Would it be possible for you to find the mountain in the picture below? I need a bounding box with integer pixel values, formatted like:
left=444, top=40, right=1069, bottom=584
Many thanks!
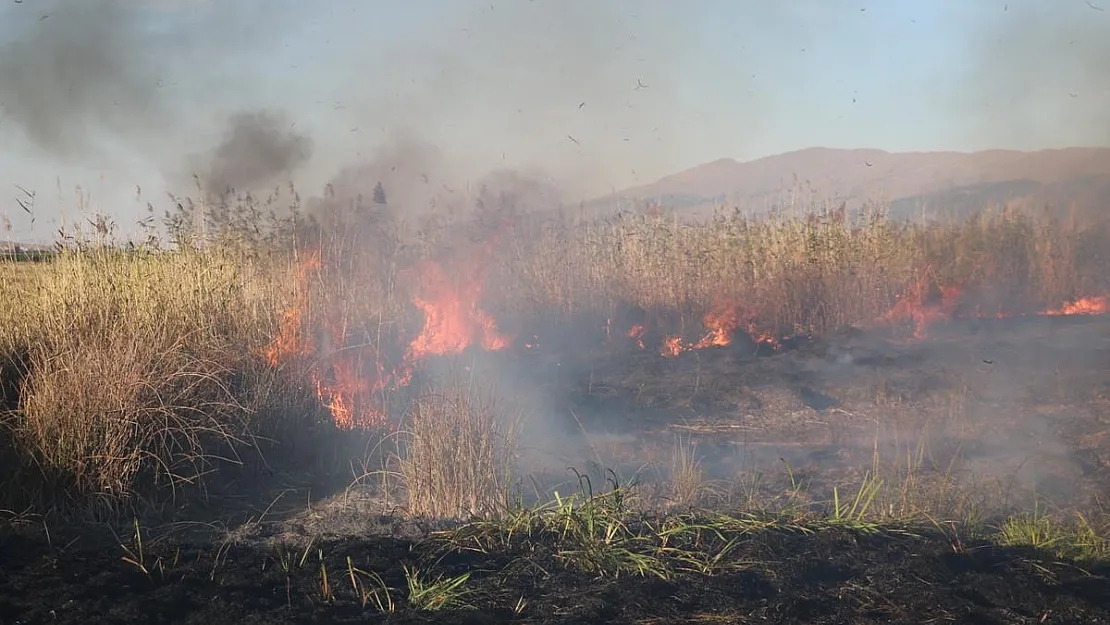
left=595, top=147, right=1110, bottom=222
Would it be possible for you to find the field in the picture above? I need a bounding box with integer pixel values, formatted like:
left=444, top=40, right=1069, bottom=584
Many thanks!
left=2, top=199, right=1110, bottom=624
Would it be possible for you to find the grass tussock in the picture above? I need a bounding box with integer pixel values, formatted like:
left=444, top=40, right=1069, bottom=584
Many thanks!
left=394, top=383, right=520, bottom=520
left=0, top=247, right=321, bottom=510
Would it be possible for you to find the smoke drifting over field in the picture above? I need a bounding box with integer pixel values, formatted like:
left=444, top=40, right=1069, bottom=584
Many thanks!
left=200, top=110, right=313, bottom=196
left=0, top=0, right=702, bottom=213
left=951, top=0, right=1110, bottom=147
left=0, top=2, right=166, bottom=161
left=1, top=1, right=1108, bottom=521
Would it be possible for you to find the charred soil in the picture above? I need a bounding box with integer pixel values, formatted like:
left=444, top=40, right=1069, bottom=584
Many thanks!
left=2, top=520, right=1109, bottom=625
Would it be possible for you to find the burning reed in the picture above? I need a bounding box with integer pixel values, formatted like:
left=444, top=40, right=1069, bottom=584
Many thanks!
left=1, top=198, right=1108, bottom=515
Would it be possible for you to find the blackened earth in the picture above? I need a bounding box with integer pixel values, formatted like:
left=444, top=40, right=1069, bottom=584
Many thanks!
left=1, top=522, right=1109, bottom=625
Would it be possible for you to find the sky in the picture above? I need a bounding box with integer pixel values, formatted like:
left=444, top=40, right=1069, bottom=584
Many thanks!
left=0, top=0, right=1107, bottom=242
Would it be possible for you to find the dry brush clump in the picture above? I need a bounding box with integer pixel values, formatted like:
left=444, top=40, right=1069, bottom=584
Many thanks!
left=0, top=246, right=324, bottom=511
left=391, top=380, right=520, bottom=520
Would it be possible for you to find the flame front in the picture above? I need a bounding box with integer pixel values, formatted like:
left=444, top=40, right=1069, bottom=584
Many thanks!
left=268, top=244, right=1110, bottom=430
left=880, top=278, right=1109, bottom=340
left=265, top=252, right=320, bottom=366
left=879, top=279, right=963, bottom=340
left=1040, top=296, right=1109, bottom=316
left=265, top=243, right=513, bottom=430
left=660, top=302, right=779, bottom=357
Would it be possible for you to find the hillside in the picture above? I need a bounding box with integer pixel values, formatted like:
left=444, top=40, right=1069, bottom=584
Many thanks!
left=596, top=147, right=1110, bottom=222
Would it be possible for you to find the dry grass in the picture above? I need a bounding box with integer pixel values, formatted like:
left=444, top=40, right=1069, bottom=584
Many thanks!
left=666, top=435, right=709, bottom=509
left=497, top=204, right=1107, bottom=336
left=0, top=247, right=322, bottom=511
left=393, top=382, right=519, bottom=519
left=0, top=195, right=1108, bottom=517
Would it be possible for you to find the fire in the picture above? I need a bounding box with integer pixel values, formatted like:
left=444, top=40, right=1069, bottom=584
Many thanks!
left=880, top=277, right=1109, bottom=340
left=627, top=324, right=646, bottom=350
left=661, top=335, right=684, bottom=357
left=690, top=305, right=740, bottom=350
left=405, top=251, right=511, bottom=358
left=264, top=240, right=513, bottom=430
left=660, top=302, right=779, bottom=357
left=264, top=252, right=387, bottom=429
left=265, top=252, right=321, bottom=366
left=881, top=282, right=962, bottom=340
left=269, top=239, right=1110, bottom=430
left=1039, top=296, right=1109, bottom=317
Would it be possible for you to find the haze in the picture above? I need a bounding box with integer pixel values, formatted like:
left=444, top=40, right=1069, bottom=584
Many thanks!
left=0, top=0, right=1107, bottom=241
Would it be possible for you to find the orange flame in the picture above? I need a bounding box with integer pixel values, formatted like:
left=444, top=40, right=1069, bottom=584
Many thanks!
left=1039, top=296, right=1109, bottom=316
left=690, top=305, right=740, bottom=350
left=879, top=280, right=1109, bottom=340
left=264, top=240, right=514, bottom=430
left=661, top=335, right=684, bottom=357
left=263, top=252, right=388, bottom=429
left=627, top=324, right=646, bottom=350
left=881, top=283, right=962, bottom=340
left=660, top=302, right=779, bottom=357
left=265, top=252, right=320, bottom=366
left=405, top=252, right=511, bottom=359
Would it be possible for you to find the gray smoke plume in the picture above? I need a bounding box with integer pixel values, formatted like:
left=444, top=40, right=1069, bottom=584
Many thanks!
left=0, top=2, right=166, bottom=161
left=320, top=135, right=455, bottom=218
left=201, top=110, right=313, bottom=196
left=321, top=1, right=700, bottom=203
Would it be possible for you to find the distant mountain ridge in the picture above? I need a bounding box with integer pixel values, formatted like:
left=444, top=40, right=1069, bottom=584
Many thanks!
left=594, top=147, right=1110, bottom=222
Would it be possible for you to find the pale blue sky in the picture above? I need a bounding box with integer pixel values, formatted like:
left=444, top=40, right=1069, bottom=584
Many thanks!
left=0, top=0, right=1106, bottom=241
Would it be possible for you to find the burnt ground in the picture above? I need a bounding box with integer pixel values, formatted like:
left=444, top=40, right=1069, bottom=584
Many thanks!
left=3, top=313, right=1110, bottom=624
left=504, top=312, right=1110, bottom=511
left=2, top=518, right=1109, bottom=625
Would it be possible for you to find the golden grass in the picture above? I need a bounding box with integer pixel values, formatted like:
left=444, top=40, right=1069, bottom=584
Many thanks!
left=496, top=205, right=1105, bottom=335
left=0, top=247, right=321, bottom=510
left=394, top=382, right=520, bottom=519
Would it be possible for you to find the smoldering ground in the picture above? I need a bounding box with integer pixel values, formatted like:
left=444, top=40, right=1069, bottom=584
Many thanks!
left=363, top=276, right=1110, bottom=515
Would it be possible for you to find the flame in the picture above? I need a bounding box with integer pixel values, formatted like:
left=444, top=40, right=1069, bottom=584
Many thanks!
left=662, top=335, right=684, bottom=357
left=881, top=282, right=962, bottom=340
left=1039, top=296, right=1109, bottom=316
left=264, top=240, right=513, bottom=430
left=265, top=252, right=321, bottom=366
left=627, top=324, right=646, bottom=350
left=690, top=305, right=740, bottom=350
left=264, top=252, right=389, bottom=429
left=880, top=279, right=1108, bottom=340
left=405, top=252, right=511, bottom=359
left=660, top=302, right=779, bottom=357
left=269, top=237, right=1110, bottom=430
